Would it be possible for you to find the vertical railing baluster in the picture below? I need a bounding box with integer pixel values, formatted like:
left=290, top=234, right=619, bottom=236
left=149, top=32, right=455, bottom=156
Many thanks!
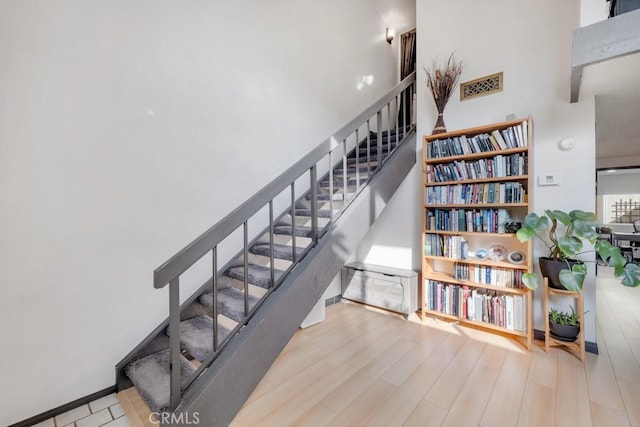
left=376, top=111, right=383, bottom=165
left=243, top=222, right=249, bottom=316
left=342, top=139, right=347, bottom=202
left=410, top=83, right=414, bottom=127
left=386, top=103, right=391, bottom=155
left=329, top=151, right=334, bottom=215
left=269, top=200, right=275, bottom=287
left=366, top=120, right=371, bottom=176
left=290, top=183, right=297, bottom=263
left=310, top=166, right=318, bottom=241
left=212, top=247, right=218, bottom=351
left=355, top=129, right=360, bottom=191
left=395, top=94, right=399, bottom=146
left=169, top=277, right=181, bottom=411
left=401, top=89, right=406, bottom=136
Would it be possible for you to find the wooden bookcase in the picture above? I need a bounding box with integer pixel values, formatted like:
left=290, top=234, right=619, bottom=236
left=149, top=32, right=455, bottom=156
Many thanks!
left=421, top=117, right=533, bottom=349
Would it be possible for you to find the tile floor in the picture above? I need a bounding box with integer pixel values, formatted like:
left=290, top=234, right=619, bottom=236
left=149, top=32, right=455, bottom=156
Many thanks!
left=33, top=393, right=131, bottom=427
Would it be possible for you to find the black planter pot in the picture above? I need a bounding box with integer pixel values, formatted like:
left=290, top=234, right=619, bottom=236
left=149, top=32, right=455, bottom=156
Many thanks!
left=549, top=321, right=580, bottom=342
left=539, top=257, right=581, bottom=290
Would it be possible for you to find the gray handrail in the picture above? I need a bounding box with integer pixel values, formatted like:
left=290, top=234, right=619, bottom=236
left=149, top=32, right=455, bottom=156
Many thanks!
left=153, top=72, right=416, bottom=289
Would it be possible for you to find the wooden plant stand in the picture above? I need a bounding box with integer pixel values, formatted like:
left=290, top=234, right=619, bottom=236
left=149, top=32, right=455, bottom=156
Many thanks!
left=543, top=277, right=585, bottom=362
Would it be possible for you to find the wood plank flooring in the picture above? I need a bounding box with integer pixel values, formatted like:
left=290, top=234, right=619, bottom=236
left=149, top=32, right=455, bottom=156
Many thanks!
left=231, top=274, right=640, bottom=426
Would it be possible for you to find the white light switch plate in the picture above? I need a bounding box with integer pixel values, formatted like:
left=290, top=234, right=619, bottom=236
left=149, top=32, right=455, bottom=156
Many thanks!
left=538, top=174, right=559, bottom=186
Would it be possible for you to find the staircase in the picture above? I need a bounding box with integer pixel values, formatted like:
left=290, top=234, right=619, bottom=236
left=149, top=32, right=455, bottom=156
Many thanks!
left=115, top=72, right=416, bottom=425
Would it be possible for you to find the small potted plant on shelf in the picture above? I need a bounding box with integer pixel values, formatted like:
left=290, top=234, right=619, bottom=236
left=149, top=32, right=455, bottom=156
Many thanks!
left=548, top=306, right=581, bottom=342
left=515, top=209, right=640, bottom=292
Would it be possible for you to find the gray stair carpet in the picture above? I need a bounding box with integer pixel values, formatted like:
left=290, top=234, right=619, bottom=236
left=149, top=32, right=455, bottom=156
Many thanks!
left=173, top=315, right=230, bottom=362
left=320, top=177, right=366, bottom=188
left=250, top=242, right=305, bottom=261
left=295, top=208, right=333, bottom=218
left=273, top=224, right=313, bottom=238
left=125, top=349, right=197, bottom=413
left=358, top=145, right=390, bottom=155
left=225, top=264, right=285, bottom=289
left=333, top=168, right=372, bottom=178
left=199, top=287, right=260, bottom=323
left=334, top=163, right=377, bottom=174
left=308, top=192, right=344, bottom=201
left=348, top=157, right=378, bottom=166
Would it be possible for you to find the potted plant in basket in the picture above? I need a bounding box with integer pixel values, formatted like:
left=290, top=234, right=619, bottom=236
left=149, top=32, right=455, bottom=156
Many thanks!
left=515, top=209, right=640, bottom=292
left=548, top=306, right=581, bottom=342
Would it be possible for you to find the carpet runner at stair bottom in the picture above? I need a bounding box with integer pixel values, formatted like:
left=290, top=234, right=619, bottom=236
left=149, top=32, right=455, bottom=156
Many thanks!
left=125, top=349, right=196, bottom=412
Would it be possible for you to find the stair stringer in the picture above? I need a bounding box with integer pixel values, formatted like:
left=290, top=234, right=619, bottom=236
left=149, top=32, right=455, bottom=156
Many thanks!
left=170, top=132, right=416, bottom=426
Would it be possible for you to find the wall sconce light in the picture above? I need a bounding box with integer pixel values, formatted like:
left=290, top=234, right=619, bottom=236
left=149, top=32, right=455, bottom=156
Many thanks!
left=386, top=27, right=395, bottom=44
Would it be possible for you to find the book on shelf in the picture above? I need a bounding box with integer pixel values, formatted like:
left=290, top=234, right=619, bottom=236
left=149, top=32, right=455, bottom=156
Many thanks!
left=452, top=263, right=525, bottom=288
left=426, top=208, right=513, bottom=233
left=426, top=122, right=528, bottom=159
left=424, top=234, right=468, bottom=259
left=425, top=280, right=528, bottom=332
left=426, top=183, right=526, bottom=205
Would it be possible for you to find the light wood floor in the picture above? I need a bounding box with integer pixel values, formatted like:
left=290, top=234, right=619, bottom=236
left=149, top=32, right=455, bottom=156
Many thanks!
left=231, top=275, right=640, bottom=426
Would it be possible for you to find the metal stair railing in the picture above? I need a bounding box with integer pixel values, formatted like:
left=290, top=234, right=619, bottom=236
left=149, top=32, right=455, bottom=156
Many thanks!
left=151, top=71, right=416, bottom=410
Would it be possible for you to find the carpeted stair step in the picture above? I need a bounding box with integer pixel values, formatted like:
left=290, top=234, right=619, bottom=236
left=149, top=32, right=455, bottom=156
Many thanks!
left=333, top=168, right=369, bottom=179
left=307, top=192, right=345, bottom=201
left=334, top=163, right=377, bottom=174
left=199, top=287, right=260, bottom=323
left=273, top=224, right=314, bottom=238
left=320, top=177, right=367, bottom=188
left=294, top=208, right=333, bottom=218
left=348, top=157, right=379, bottom=166
left=172, top=315, right=231, bottom=362
left=225, top=264, right=285, bottom=289
left=250, top=242, right=305, bottom=261
left=358, top=145, right=391, bottom=156
left=125, top=349, right=197, bottom=413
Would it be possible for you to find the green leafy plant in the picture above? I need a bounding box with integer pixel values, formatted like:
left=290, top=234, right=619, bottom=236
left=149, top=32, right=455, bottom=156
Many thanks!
left=548, top=306, right=581, bottom=326
left=516, top=209, right=640, bottom=291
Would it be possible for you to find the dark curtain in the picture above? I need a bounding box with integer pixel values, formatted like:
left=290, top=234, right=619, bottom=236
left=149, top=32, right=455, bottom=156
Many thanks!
left=398, top=30, right=416, bottom=129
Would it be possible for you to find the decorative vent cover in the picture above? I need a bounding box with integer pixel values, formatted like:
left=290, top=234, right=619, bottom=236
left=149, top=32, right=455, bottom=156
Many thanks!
left=460, top=72, right=503, bottom=101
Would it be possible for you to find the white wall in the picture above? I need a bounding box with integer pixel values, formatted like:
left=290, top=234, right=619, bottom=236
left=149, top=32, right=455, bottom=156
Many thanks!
left=0, top=1, right=400, bottom=423
left=581, top=0, right=609, bottom=25
left=355, top=0, right=599, bottom=343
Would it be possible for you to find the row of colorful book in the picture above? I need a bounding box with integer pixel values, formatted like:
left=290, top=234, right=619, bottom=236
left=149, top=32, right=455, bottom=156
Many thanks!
left=425, top=280, right=528, bottom=331
left=426, top=153, right=528, bottom=183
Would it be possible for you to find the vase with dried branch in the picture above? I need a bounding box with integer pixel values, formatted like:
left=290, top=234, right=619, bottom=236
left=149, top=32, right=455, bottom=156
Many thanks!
left=424, top=54, right=463, bottom=134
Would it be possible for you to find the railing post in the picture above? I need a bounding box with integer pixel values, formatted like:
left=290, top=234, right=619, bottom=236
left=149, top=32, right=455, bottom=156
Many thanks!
left=269, top=200, right=275, bottom=286
left=387, top=102, right=391, bottom=153
left=366, top=120, right=372, bottom=176
left=212, top=247, right=218, bottom=352
left=310, top=166, right=318, bottom=241
left=355, top=129, right=360, bottom=191
left=243, top=222, right=249, bottom=315
left=395, top=94, right=399, bottom=146
left=342, top=139, right=347, bottom=202
left=329, top=151, right=334, bottom=215
left=290, top=183, right=297, bottom=263
left=376, top=110, right=383, bottom=165
left=169, top=277, right=181, bottom=411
